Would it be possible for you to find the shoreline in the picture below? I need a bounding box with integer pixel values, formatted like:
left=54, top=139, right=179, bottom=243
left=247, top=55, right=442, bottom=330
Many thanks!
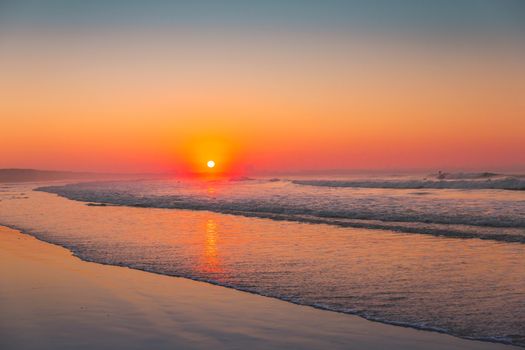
left=0, top=226, right=518, bottom=350
left=2, top=222, right=518, bottom=347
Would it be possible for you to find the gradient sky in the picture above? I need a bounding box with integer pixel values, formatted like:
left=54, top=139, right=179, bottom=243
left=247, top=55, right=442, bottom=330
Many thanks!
left=1, top=0, right=524, bottom=174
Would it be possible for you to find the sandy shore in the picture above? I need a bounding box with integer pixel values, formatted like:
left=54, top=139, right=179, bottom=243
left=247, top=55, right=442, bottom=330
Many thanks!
left=0, top=226, right=517, bottom=350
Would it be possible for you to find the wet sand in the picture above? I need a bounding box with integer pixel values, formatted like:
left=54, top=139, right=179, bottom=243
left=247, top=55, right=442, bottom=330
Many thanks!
left=0, top=226, right=517, bottom=350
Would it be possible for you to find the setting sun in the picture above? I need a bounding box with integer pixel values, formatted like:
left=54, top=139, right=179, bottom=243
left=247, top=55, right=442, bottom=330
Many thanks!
left=207, top=160, right=216, bottom=169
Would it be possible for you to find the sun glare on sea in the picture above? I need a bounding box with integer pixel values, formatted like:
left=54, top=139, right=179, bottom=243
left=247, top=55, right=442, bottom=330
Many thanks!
left=207, top=160, right=216, bottom=169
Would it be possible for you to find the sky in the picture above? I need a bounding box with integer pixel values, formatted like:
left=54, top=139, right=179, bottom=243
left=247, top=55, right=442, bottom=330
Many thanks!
left=1, top=0, right=524, bottom=174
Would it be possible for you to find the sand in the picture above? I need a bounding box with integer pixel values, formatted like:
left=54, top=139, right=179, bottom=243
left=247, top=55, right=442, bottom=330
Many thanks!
left=0, top=226, right=517, bottom=350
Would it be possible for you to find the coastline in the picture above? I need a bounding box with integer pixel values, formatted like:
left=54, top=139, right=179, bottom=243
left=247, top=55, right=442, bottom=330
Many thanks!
left=0, top=226, right=518, bottom=350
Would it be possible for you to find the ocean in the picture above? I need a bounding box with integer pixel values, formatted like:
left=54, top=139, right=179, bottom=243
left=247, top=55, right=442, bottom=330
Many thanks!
left=1, top=172, right=524, bottom=346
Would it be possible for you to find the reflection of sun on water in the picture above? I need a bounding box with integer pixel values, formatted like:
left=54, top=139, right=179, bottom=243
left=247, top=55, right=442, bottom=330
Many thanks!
left=206, top=219, right=217, bottom=257
left=200, top=218, right=222, bottom=274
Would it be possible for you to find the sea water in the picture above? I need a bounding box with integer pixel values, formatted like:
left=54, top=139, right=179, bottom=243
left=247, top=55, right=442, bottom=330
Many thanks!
left=0, top=173, right=524, bottom=346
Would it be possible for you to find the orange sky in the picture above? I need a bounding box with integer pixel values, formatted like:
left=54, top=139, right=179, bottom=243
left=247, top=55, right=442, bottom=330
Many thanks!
left=1, top=7, right=524, bottom=174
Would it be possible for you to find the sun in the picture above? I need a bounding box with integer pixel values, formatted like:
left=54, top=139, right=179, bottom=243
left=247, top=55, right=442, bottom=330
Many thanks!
left=207, top=160, right=216, bottom=169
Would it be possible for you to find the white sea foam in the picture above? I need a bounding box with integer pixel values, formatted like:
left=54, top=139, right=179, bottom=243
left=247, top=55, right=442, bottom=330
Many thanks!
left=292, top=175, right=525, bottom=190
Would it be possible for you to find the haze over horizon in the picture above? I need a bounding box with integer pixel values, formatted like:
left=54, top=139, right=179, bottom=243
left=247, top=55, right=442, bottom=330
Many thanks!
left=1, top=0, right=524, bottom=174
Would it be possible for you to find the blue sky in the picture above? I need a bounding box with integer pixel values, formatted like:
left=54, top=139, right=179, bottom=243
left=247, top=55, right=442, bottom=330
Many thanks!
left=1, top=0, right=524, bottom=39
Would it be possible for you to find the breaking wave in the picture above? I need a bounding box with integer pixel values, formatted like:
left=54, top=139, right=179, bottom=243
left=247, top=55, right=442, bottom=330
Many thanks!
left=293, top=174, right=525, bottom=190
left=36, top=177, right=525, bottom=243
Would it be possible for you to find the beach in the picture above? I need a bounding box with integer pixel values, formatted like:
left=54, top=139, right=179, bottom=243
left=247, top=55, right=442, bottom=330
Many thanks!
left=1, top=181, right=524, bottom=348
left=0, top=226, right=517, bottom=350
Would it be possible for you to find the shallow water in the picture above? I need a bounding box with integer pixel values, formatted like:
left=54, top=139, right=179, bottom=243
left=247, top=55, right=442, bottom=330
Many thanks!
left=0, top=180, right=524, bottom=347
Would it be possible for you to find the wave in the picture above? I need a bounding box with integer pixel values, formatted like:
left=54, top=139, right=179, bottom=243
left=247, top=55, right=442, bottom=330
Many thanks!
left=292, top=175, right=525, bottom=190
left=432, top=171, right=501, bottom=180
left=36, top=181, right=525, bottom=243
